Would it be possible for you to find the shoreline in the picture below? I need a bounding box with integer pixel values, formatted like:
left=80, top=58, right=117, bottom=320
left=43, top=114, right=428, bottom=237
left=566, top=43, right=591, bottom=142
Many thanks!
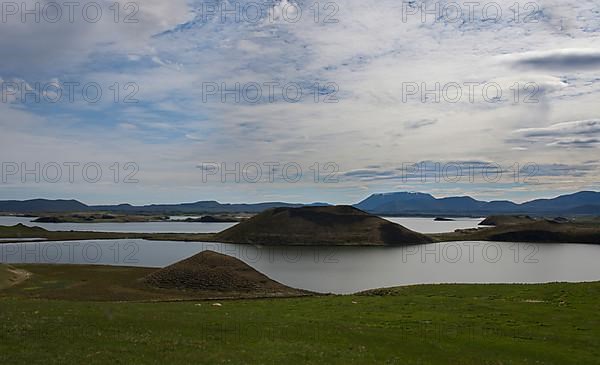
left=0, top=226, right=599, bottom=245
left=3, top=262, right=600, bottom=302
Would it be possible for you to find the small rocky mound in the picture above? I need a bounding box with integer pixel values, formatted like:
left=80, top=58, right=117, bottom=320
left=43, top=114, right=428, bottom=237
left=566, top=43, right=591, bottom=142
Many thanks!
left=32, top=216, right=66, bottom=223
left=143, top=251, right=304, bottom=295
left=547, top=217, right=570, bottom=224
left=214, top=205, right=432, bottom=245
left=183, top=215, right=239, bottom=223
left=434, top=217, right=454, bottom=221
left=479, top=215, right=536, bottom=226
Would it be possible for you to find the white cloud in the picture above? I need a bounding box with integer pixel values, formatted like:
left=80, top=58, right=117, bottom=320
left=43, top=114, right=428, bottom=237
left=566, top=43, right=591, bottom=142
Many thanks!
left=514, top=119, right=600, bottom=148
left=516, top=119, right=600, bottom=137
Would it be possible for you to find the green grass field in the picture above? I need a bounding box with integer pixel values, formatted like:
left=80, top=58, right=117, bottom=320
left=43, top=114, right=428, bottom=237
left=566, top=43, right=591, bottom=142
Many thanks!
left=2, top=280, right=599, bottom=364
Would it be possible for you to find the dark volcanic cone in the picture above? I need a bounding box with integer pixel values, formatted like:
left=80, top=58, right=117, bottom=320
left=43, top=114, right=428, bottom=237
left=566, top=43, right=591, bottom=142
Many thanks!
left=215, top=205, right=432, bottom=245
left=143, top=250, right=305, bottom=295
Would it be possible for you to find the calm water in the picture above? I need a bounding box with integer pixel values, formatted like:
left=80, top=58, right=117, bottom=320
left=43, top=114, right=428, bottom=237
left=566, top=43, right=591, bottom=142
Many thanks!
left=0, top=216, right=481, bottom=234
left=2, top=239, right=599, bottom=294
left=0, top=216, right=237, bottom=233
left=384, top=217, right=484, bottom=233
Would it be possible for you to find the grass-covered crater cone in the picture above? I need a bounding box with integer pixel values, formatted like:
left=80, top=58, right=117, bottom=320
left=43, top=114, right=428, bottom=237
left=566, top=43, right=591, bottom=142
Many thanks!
left=143, top=250, right=308, bottom=296
left=214, top=205, right=433, bottom=245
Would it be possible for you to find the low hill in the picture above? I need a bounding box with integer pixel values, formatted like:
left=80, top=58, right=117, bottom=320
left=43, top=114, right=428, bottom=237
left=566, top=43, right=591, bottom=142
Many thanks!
left=434, top=219, right=600, bottom=244
left=214, top=205, right=432, bottom=245
left=479, top=215, right=537, bottom=226
left=0, top=199, right=88, bottom=213
left=0, top=224, right=49, bottom=238
left=143, top=251, right=306, bottom=297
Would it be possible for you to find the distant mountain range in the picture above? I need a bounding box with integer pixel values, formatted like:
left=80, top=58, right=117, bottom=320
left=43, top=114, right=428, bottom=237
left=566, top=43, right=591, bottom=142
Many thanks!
left=354, top=191, right=600, bottom=216
left=0, top=191, right=599, bottom=216
left=0, top=199, right=330, bottom=214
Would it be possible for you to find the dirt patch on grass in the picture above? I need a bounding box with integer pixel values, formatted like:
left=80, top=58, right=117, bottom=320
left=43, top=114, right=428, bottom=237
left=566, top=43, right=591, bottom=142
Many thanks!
left=0, top=264, right=31, bottom=289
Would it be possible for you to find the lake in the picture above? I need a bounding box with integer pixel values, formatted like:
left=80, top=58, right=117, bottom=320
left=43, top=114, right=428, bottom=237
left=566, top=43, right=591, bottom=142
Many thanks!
left=384, top=217, right=484, bottom=233
left=0, top=216, right=483, bottom=234
left=1, top=239, right=599, bottom=294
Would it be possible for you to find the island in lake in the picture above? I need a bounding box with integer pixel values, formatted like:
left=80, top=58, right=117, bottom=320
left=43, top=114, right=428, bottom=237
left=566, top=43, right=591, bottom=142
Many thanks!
left=31, top=213, right=242, bottom=223
left=214, top=205, right=433, bottom=245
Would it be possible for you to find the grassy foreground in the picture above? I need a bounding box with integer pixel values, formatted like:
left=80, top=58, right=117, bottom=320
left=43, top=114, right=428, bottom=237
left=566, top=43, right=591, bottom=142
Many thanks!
left=0, top=264, right=310, bottom=301
left=1, top=281, right=599, bottom=364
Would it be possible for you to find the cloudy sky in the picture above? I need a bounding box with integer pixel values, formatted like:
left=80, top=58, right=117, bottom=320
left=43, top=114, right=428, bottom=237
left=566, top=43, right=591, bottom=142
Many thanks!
left=1, top=0, right=599, bottom=204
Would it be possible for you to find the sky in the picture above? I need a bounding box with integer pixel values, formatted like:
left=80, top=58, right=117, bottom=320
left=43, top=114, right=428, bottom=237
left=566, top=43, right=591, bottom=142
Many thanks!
left=1, top=0, right=600, bottom=205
